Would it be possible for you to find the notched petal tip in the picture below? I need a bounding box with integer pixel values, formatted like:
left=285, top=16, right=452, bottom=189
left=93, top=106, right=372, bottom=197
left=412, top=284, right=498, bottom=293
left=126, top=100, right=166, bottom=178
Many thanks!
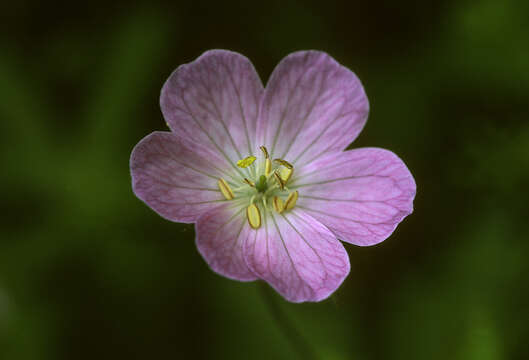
left=257, top=50, right=369, bottom=167
left=160, top=49, right=264, bottom=167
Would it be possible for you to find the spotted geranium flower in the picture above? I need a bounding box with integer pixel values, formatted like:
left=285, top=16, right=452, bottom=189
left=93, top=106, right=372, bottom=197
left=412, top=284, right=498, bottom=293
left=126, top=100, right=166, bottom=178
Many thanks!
left=130, top=50, right=416, bottom=302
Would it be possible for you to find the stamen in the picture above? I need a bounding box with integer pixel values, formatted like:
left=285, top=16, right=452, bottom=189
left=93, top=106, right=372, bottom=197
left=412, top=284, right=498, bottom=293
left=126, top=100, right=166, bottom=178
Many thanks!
left=243, top=178, right=255, bottom=187
left=273, top=158, right=293, bottom=169
left=218, top=178, right=234, bottom=200
left=272, top=196, right=284, bottom=213
left=274, top=158, right=294, bottom=182
left=237, top=156, right=256, bottom=168
left=247, top=203, right=261, bottom=229
left=260, top=146, right=272, bottom=176
left=265, top=159, right=272, bottom=176
left=278, top=167, right=293, bottom=183
left=260, top=146, right=269, bottom=159
left=273, top=171, right=285, bottom=190
left=284, top=191, right=298, bottom=211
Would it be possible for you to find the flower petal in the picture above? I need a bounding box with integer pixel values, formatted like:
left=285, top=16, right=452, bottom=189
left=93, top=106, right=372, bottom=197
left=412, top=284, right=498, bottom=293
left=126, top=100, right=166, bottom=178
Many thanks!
left=292, top=148, right=416, bottom=246
left=160, top=50, right=264, bottom=178
left=130, top=131, right=234, bottom=223
left=257, top=51, right=369, bottom=166
left=196, top=203, right=258, bottom=281
left=243, top=209, right=350, bottom=302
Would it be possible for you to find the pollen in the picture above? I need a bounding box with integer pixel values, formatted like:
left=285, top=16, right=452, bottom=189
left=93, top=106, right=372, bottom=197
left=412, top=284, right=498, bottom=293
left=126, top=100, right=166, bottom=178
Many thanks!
left=247, top=203, right=261, bottom=229
left=284, top=191, right=298, bottom=211
left=272, top=196, right=284, bottom=213
left=218, top=178, right=234, bottom=200
left=237, top=156, right=256, bottom=168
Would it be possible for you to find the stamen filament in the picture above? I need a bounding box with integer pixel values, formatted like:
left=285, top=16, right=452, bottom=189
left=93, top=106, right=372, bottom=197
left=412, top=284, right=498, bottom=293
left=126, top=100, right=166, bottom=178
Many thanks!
left=243, top=178, right=255, bottom=187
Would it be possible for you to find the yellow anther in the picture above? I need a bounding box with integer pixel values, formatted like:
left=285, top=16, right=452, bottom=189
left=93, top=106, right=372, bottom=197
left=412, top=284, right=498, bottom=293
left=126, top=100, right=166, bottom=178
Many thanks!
left=274, top=158, right=294, bottom=182
left=284, top=191, right=298, bottom=211
left=260, top=146, right=272, bottom=176
left=273, top=171, right=285, bottom=190
left=272, top=196, right=284, bottom=214
left=273, top=158, right=293, bottom=169
left=265, top=159, right=272, bottom=176
left=243, top=178, right=255, bottom=187
left=218, top=178, right=234, bottom=200
left=237, top=156, right=256, bottom=168
left=246, top=203, right=261, bottom=229
left=278, top=166, right=293, bottom=183
left=260, top=146, right=270, bottom=159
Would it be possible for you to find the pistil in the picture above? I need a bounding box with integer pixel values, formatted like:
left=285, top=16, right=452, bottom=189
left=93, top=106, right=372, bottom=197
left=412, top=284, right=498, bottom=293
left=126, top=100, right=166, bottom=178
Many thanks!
left=255, top=175, right=268, bottom=193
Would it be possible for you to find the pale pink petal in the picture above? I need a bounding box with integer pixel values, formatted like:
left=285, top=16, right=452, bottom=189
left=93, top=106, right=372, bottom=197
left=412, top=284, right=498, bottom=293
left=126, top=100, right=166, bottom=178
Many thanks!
left=196, top=203, right=258, bottom=281
left=257, top=51, right=369, bottom=166
left=243, top=209, right=350, bottom=302
left=160, top=50, right=264, bottom=179
left=130, top=131, right=234, bottom=223
left=292, top=148, right=416, bottom=246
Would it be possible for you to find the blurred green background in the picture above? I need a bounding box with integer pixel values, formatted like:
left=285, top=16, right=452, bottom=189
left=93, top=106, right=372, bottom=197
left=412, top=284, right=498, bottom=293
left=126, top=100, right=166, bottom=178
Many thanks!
left=1, top=0, right=528, bottom=359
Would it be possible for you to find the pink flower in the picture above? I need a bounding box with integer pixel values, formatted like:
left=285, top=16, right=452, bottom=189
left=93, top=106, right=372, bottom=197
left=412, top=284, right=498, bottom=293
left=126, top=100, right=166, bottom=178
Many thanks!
left=130, top=50, right=416, bottom=302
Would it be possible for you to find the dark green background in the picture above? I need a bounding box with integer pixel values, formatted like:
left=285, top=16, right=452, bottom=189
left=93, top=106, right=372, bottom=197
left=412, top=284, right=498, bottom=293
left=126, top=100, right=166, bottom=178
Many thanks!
left=1, top=0, right=528, bottom=359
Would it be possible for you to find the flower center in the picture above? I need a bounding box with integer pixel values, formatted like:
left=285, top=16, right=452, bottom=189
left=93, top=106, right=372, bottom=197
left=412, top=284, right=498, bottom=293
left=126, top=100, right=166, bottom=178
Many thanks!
left=217, top=145, right=299, bottom=229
